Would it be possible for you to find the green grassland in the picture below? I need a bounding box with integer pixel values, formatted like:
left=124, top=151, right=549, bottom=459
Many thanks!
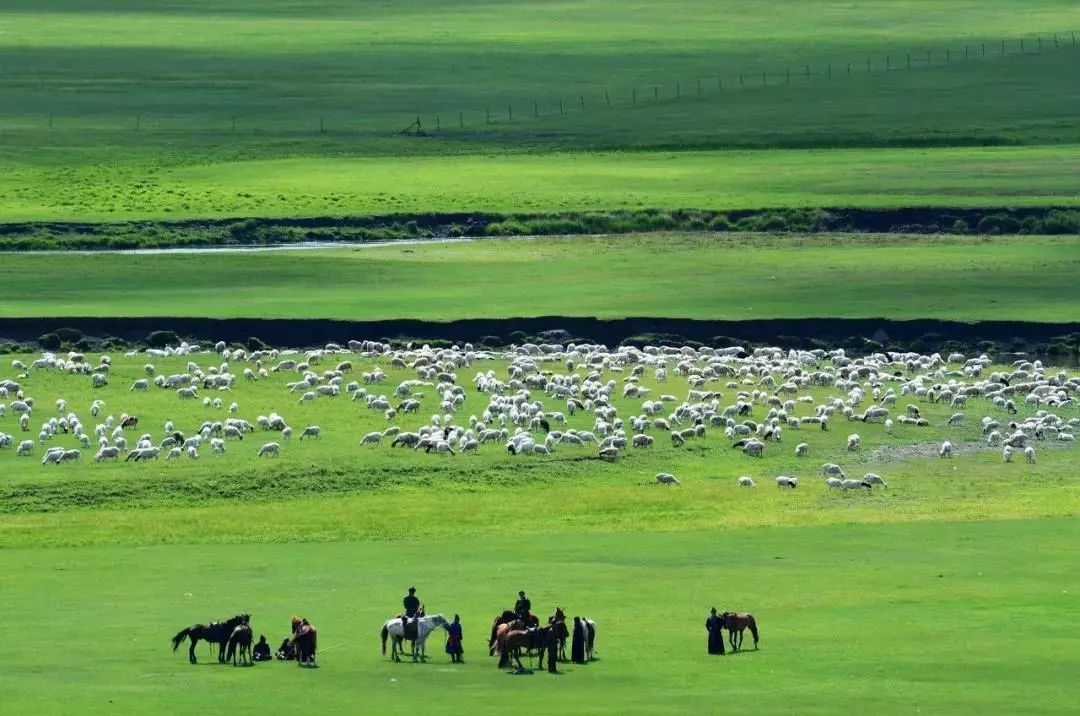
left=1, top=234, right=1077, bottom=321
left=2, top=348, right=1079, bottom=714
left=3, top=1, right=1080, bottom=223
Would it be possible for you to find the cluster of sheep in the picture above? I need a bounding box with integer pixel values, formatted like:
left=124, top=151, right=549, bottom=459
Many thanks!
left=1, top=342, right=1077, bottom=490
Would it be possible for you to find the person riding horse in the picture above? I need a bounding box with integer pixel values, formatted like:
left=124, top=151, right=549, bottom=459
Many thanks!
left=514, top=591, right=532, bottom=623
left=403, top=587, right=421, bottom=619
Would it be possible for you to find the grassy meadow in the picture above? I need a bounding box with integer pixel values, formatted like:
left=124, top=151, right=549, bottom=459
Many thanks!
left=1, top=348, right=1079, bottom=715
left=1, top=234, right=1076, bottom=321
left=2, top=1, right=1080, bottom=223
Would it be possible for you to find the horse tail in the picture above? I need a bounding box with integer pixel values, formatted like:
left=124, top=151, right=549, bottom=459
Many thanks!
left=380, top=624, right=388, bottom=655
left=226, top=633, right=237, bottom=663
left=171, top=628, right=190, bottom=651
left=748, top=616, right=759, bottom=646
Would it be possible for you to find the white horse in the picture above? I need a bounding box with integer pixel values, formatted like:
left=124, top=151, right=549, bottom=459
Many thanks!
left=380, top=613, right=450, bottom=662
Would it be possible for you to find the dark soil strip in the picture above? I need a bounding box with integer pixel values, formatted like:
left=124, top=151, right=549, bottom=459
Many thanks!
left=2, top=206, right=1080, bottom=251
left=4, top=317, right=1080, bottom=359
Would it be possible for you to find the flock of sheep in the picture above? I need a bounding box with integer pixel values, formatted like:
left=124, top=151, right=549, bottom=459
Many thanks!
left=1, top=340, right=1077, bottom=494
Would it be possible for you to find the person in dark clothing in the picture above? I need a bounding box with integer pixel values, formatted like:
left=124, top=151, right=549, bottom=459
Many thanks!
left=514, top=591, right=531, bottom=622
left=544, top=624, right=560, bottom=673
left=403, top=586, right=421, bottom=618
left=571, top=617, right=587, bottom=664
left=706, top=607, right=726, bottom=655
left=445, top=614, right=464, bottom=663
left=276, top=637, right=295, bottom=660
left=252, top=635, right=272, bottom=662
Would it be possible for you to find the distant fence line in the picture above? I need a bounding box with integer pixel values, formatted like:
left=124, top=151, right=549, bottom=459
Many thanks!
left=402, top=29, right=1080, bottom=135
left=0, top=30, right=1074, bottom=140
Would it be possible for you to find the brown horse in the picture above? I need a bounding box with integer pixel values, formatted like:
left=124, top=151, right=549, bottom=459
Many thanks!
left=719, top=612, right=759, bottom=652
left=289, top=616, right=318, bottom=667
left=489, top=610, right=537, bottom=655
left=495, top=621, right=549, bottom=671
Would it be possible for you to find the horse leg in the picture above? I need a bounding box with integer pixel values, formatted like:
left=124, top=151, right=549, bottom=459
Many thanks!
left=189, top=636, right=198, bottom=664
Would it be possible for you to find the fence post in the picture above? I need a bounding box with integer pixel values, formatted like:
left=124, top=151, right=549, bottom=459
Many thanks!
left=946, top=48, right=950, bottom=62
left=981, top=43, right=985, bottom=57
left=786, top=67, right=790, bottom=83
left=1020, top=38, right=1025, bottom=53
left=605, top=90, right=611, bottom=107
left=559, top=99, right=564, bottom=115
left=739, top=72, right=744, bottom=86
left=534, top=101, right=539, bottom=118
left=1037, top=36, right=1042, bottom=52
left=654, top=86, right=659, bottom=101
left=580, top=94, right=585, bottom=109
left=632, top=89, right=636, bottom=104
left=886, top=55, right=890, bottom=70
left=761, top=70, right=766, bottom=85
left=847, top=62, right=852, bottom=76
left=866, top=56, right=871, bottom=72
left=1001, top=39, right=1006, bottom=55
left=459, top=112, right=463, bottom=129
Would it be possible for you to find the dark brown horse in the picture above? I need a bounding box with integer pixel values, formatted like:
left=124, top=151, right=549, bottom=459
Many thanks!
left=289, top=616, right=318, bottom=667
left=226, top=622, right=253, bottom=666
left=720, top=612, right=759, bottom=652
left=489, top=610, right=537, bottom=655
left=171, top=614, right=248, bottom=664
left=495, top=620, right=549, bottom=671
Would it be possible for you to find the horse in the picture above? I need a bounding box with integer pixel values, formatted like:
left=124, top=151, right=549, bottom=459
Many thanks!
left=381, top=613, right=449, bottom=662
left=489, top=610, right=539, bottom=655
left=226, top=622, right=253, bottom=666
left=171, top=614, right=248, bottom=664
left=582, top=617, right=597, bottom=661
left=495, top=621, right=548, bottom=672
left=719, top=611, right=759, bottom=652
left=289, top=616, right=318, bottom=667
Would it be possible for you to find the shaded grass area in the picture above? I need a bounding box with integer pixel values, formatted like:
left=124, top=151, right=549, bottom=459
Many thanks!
left=0, top=234, right=1076, bottom=321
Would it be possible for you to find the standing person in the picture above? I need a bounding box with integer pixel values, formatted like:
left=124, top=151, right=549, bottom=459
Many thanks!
left=706, top=607, right=726, bottom=655
left=571, top=617, right=587, bottom=664
left=514, top=590, right=531, bottom=622
left=544, top=623, right=560, bottom=674
left=445, top=614, right=464, bottom=663
left=403, top=586, right=421, bottom=618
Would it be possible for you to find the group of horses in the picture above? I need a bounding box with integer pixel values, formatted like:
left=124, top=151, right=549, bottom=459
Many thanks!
left=171, top=614, right=316, bottom=666
left=490, top=608, right=596, bottom=672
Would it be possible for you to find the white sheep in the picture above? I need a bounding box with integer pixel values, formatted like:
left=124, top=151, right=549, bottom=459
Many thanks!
left=631, top=434, right=654, bottom=448
left=359, top=431, right=382, bottom=447
left=1002, top=446, right=1014, bottom=463
left=258, top=442, right=280, bottom=457
left=187, top=445, right=199, bottom=460
left=94, top=446, right=120, bottom=461
left=775, top=475, right=798, bottom=489
left=846, top=434, right=860, bottom=451
left=825, top=477, right=844, bottom=490
left=166, top=447, right=182, bottom=461
left=281, top=426, right=293, bottom=441
left=939, top=441, right=953, bottom=458
left=820, top=463, right=845, bottom=478
left=1024, top=446, right=1036, bottom=464
left=655, top=472, right=680, bottom=485
left=130, top=379, right=149, bottom=391
left=738, top=476, right=755, bottom=487
left=795, top=442, right=809, bottom=457
left=299, top=425, right=322, bottom=440
left=17, top=439, right=34, bottom=456
left=863, top=473, right=888, bottom=489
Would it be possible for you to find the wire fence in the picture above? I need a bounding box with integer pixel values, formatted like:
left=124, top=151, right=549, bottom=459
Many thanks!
left=0, top=30, right=1074, bottom=140
left=402, top=30, right=1080, bottom=135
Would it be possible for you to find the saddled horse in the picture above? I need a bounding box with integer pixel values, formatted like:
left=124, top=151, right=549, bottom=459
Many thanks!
left=226, top=621, right=253, bottom=666
left=289, top=616, right=318, bottom=666
left=494, top=620, right=548, bottom=672
left=720, top=611, right=759, bottom=652
left=171, top=614, right=249, bottom=664
left=489, top=610, right=537, bottom=655
left=381, top=613, right=449, bottom=662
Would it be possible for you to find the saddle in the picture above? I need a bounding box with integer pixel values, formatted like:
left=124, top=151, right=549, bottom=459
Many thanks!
left=401, top=616, right=418, bottom=641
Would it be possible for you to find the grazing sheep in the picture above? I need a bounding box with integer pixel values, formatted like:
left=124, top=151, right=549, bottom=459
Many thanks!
left=17, top=439, right=34, bottom=456
left=281, top=426, right=293, bottom=441
left=825, top=477, right=844, bottom=490
left=1002, top=446, right=1014, bottom=463
left=863, top=473, right=888, bottom=489
left=631, top=434, right=655, bottom=448
left=884, top=418, right=894, bottom=435
left=795, top=442, right=809, bottom=457
left=738, top=476, right=755, bottom=487
left=130, top=379, right=149, bottom=391
left=742, top=440, right=764, bottom=457
left=670, top=432, right=685, bottom=447
left=299, top=425, right=322, bottom=440
left=223, top=425, right=244, bottom=440
left=1024, top=446, right=1036, bottom=464
left=820, top=463, right=845, bottom=478
left=598, top=447, right=620, bottom=462
left=775, top=475, right=798, bottom=489
left=211, top=438, right=226, bottom=454
left=166, top=447, right=182, bottom=461
left=846, top=434, right=860, bottom=451
left=359, top=431, right=383, bottom=447
left=655, top=472, right=680, bottom=485
left=947, top=412, right=965, bottom=426
left=841, top=479, right=872, bottom=491
left=94, top=446, right=120, bottom=462
left=939, top=441, right=953, bottom=458
left=258, top=442, right=280, bottom=457
left=187, top=446, right=199, bottom=460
